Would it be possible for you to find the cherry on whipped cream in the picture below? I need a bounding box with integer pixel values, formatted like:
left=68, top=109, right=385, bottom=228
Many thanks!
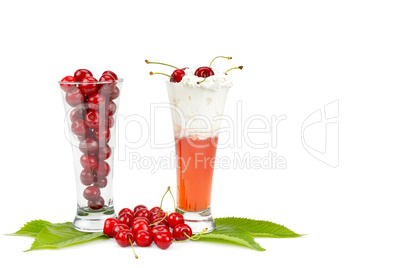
left=146, top=60, right=187, bottom=83
left=194, top=66, right=214, bottom=78
left=195, top=56, right=232, bottom=83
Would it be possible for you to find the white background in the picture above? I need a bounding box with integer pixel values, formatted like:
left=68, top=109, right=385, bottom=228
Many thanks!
left=0, top=0, right=401, bottom=267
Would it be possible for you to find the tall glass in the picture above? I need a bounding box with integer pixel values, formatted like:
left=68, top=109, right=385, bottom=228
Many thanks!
left=166, top=81, right=230, bottom=233
left=58, top=78, right=123, bottom=232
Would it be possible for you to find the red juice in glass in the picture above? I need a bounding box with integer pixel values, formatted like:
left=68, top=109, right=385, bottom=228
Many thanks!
left=175, top=136, right=218, bottom=212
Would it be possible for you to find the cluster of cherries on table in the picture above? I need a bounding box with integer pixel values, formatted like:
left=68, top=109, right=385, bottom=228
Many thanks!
left=60, top=69, right=120, bottom=210
left=103, top=205, right=193, bottom=253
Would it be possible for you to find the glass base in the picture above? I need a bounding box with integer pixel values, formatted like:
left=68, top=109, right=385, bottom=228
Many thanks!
left=73, top=206, right=116, bottom=232
left=176, top=207, right=216, bottom=234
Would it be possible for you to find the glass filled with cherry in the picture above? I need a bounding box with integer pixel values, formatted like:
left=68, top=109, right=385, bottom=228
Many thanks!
left=58, top=69, right=122, bottom=232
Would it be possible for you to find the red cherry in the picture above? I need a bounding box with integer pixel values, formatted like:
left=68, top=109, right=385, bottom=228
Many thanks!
left=112, top=223, right=130, bottom=237
left=60, top=76, right=76, bottom=92
left=93, top=127, right=111, bottom=143
left=98, top=115, right=114, bottom=130
left=99, top=75, right=116, bottom=95
left=80, top=154, right=98, bottom=170
left=131, top=220, right=151, bottom=235
left=132, top=217, right=150, bottom=225
left=170, top=69, right=186, bottom=83
left=134, top=208, right=150, bottom=220
left=71, top=119, right=89, bottom=137
left=167, top=213, right=185, bottom=228
left=118, top=212, right=134, bottom=226
left=119, top=208, right=134, bottom=218
left=80, top=76, right=99, bottom=96
left=150, top=226, right=169, bottom=238
left=152, top=222, right=169, bottom=229
left=135, top=230, right=153, bottom=247
left=109, top=86, right=120, bottom=100
left=103, top=218, right=120, bottom=237
left=115, top=230, right=135, bottom=247
left=75, top=135, right=85, bottom=141
left=107, top=116, right=115, bottom=128
left=151, top=224, right=169, bottom=231
left=151, top=216, right=169, bottom=228
left=173, top=223, right=192, bottom=241
left=87, top=92, right=107, bottom=110
left=85, top=110, right=102, bottom=129
left=149, top=206, right=164, bottom=216
left=106, top=101, right=117, bottom=116
left=102, top=70, right=118, bottom=80
left=146, top=60, right=186, bottom=83
left=194, top=66, right=214, bottom=78
left=97, top=145, right=112, bottom=160
left=154, top=231, right=173, bottom=249
left=88, top=196, right=104, bottom=210
left=80, top=169, right=95, bottom=186
left=95, top=161, right=110, bottom=177
left=74, top=69, right=93, bottom=82
left=79, top=136, right=99, bottom=155
left=83, top=185, right=100, bottom=201
left=93, top=176, right=107, bottom=188
left=150, top=213, right=164, bottom=222
left=70, top=107, right=87, bottom=121
left=133, top=205, right=148, bottom=215
left=65, top=87, right=84, bottom=107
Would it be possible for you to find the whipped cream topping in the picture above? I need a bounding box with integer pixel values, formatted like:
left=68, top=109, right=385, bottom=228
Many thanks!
left=178, top=68, right=233, bottom=90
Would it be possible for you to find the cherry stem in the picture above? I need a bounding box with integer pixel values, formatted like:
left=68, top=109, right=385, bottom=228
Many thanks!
left=173, top=228, right=208, bottom=243
left=183, top=232, right=191, bottom=240
left=145, top=60, right=178, bottom=69
left=168, top=188, right=176, bottom=210
left=159, top=186, right=176, bottom=215
left=173, top=232, right=194, bottom=243
left=150, top=72, right=173, bottom=79
left=183, top=228, right=208, bottom=241
left=197, top=74, right=207, bottom=85
left=128, top=237, right=139, bottom=259
left=225, top=66, right=243, bottom=74
left=209, top=56, right=232, bottom=67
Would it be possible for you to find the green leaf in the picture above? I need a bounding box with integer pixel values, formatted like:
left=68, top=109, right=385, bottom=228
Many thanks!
left=6, top=220, right=71, bottom=237
left=199, top=225, right=265, bottom=251
left=215, top=217, right=303, bottom=238
left=25, top=223, right=107, bottom=251
left=8, top=217, right=303, bottom=252
left=197, top=217, right=303, bottom=251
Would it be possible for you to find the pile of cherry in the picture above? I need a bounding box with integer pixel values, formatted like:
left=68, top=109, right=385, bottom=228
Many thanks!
left=60, top=69, right=120, bottom=210
left=104, top=204, right=193, bottom=253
